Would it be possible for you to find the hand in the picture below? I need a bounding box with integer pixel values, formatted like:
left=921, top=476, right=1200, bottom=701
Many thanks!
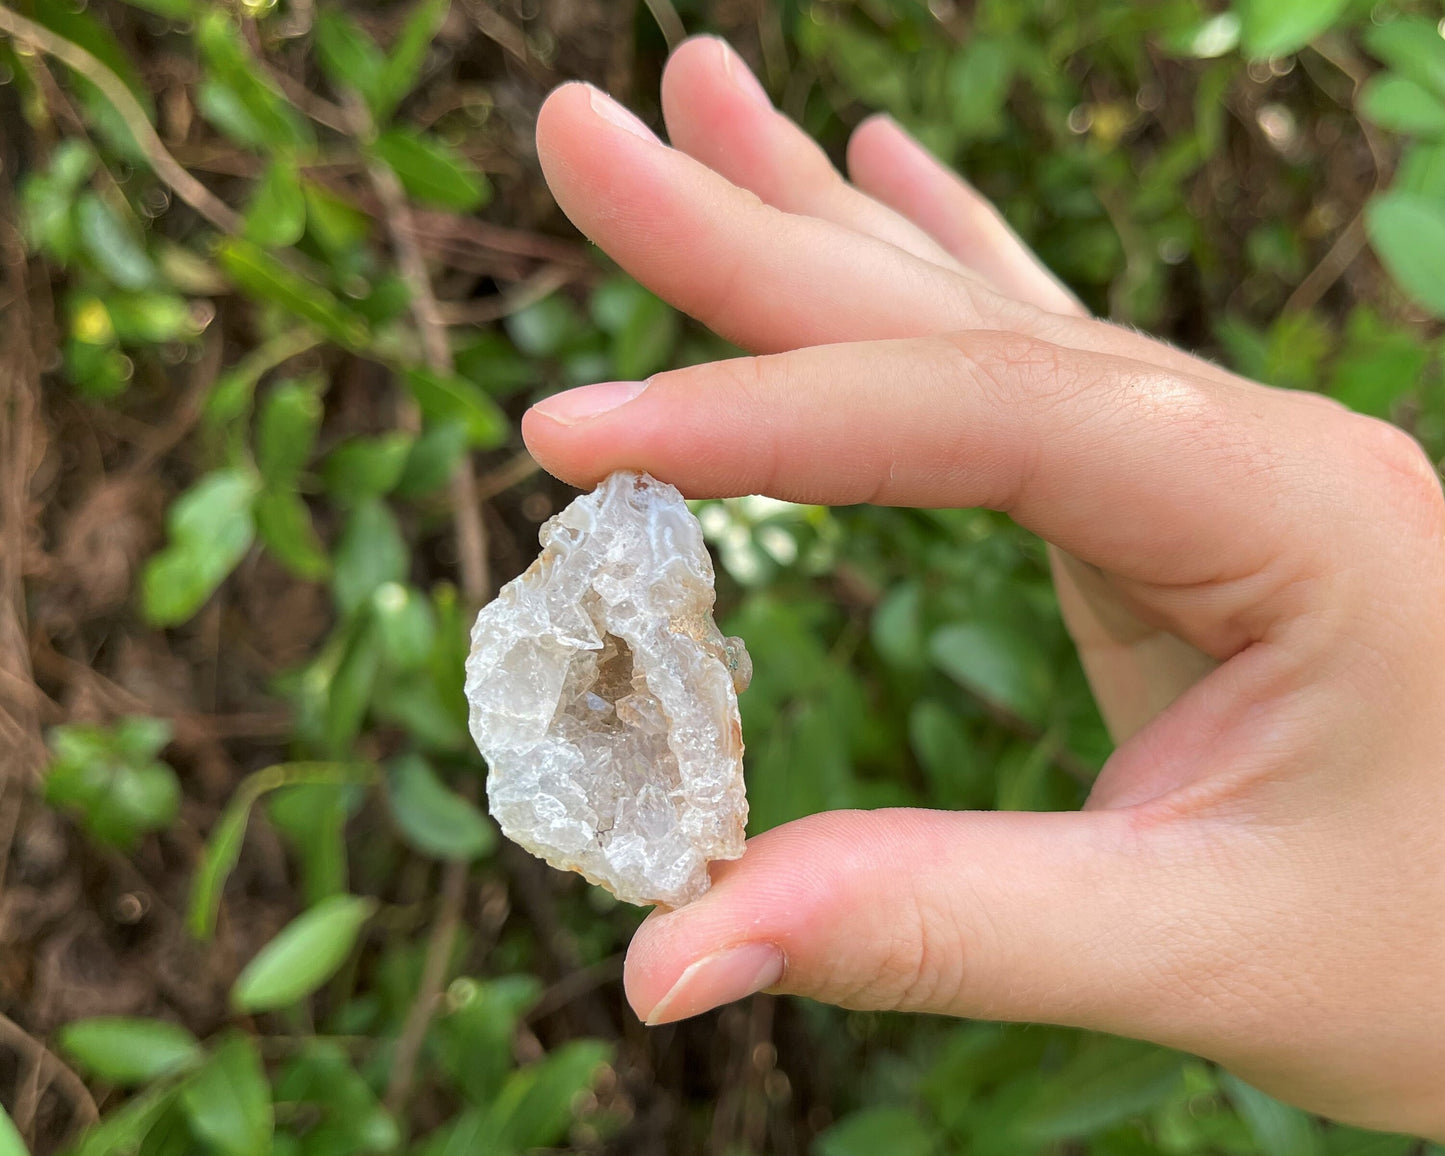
left=521, top=37, right=1445, bottom=1138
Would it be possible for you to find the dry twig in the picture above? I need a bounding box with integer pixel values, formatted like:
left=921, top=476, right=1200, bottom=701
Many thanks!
left=0, top=1012, right=99, bottom=1140
left=0, top=4, right=242, bottom=233
left=383, top=857, right=468, bottom=1117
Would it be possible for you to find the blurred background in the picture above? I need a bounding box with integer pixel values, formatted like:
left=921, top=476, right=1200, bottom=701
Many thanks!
left=3, top=0, right=1445, bottom=1152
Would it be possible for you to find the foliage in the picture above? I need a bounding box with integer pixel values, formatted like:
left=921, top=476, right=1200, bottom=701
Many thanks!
left=5, top=0, right=1445, bottom=1153
left=44, top=718, right=181, bottom=850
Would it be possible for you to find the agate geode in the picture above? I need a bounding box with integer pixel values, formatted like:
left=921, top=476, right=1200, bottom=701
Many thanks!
left=464, top=471, right=750, bottom=907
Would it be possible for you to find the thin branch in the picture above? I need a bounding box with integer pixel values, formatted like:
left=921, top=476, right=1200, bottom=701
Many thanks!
left=0, top=4, right=242, bottom=234
left=474, top=450, right=540, bottom=503
left=0, top=1013, right=99, bottom=1135
left=347, top=94, right=491, bottom=606
left=265, top=66, right=350, bottom=134
left=382, top=857, right=467, bottom=1118
left=642, top=0, right=685, bottom=49
left=435, top=263, right=576, bottom=325
left=458, top=0, right=553, bottom=83
left=1282, top=211, right=1369, bottom=316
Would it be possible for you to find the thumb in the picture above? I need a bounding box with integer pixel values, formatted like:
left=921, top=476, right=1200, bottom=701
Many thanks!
left=626, top=807, right=1211, bottom=1038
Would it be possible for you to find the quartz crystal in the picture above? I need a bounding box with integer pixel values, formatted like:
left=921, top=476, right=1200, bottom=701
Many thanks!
left=465, top=471, right=751, bottom=908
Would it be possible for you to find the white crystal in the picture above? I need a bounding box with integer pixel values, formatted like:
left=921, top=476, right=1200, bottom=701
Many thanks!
left=465, top=471, right=750, bottom=907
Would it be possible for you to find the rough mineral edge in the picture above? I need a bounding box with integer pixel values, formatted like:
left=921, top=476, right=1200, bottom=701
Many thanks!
left=464, top=471, right=751, bottom=908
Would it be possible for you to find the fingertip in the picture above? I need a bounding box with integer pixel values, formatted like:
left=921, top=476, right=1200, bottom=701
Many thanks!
left=663, top=33, right=728, bottom=84
left=518, top=407, right=597, bottom=492
left=535, top=80, right=590, bottom=148
left=659, top=35, right=717, bottom=128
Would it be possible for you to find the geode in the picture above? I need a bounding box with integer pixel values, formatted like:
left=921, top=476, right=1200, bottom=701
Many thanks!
left=464, top=471, right=751, bottom=907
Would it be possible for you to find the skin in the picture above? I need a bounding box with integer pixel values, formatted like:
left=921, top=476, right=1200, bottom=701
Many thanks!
left=520, top=36, right=1445, bottom=1138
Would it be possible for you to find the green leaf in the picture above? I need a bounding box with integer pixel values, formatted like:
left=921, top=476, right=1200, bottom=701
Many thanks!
left=377, top=0, right=450, bottom=118
left=187, top=763, right=376, bottom=939
left=58, top=1018, right=202, bottom=1086
left=231, top=894, right=376, bottom=1012
left=509, top=294, right=584, bottom=358
left=433, top=975, right=543, bottom=1105
left=1223, top=1074, right=1324, bottom=1156
left=322, top=433, right=415, bottom=502
left=370, top=674, right=468, bottom=752
left=1366, top=19, right=1445, bottom=105
left=815, top=1108, right=939, bottom=1156
left=1395, top=142, right=1445, bottom=201
left=485, top=1039, right=612, bottom=1150
left=929, top=621, right=1053, bottom=725
left=196, top=12, right=313, bottom=151
left=267, top=784, right=354, bottom=905
left=371, top=582, right=436, bottom=669
left=95, top=761, right=182, bottom=847
left=0, top=1104, right=28, bottom=1156
left=395, top=420, right=469, bottom=497
left=103, top=292, right=204, bottom=345
left=386, top=754, right=494, bottom=860
left=188, top=789, right=252, bottom=940
left=455, top=330, right=537, bottom=397
left=369, top=129, right=490, bottom=211
left=1324, top=1130, right=1415, bottom=1156
left=944, top=38, right=1016, bottom=141
left=1360, top=75, right=1445, bottom=139
left=1328, top=307, right=1428, bottom=418
left=1161, top=12, right=1241, bottom=59
left=613, top=291, right=679, bottom=379
left=216, top=238, right=368, bottom=348
left=273, top=1041, right=399, bottom=1153
left=21, top=140, right=95, bottom=262
left=46, top=719, right=180, bottom=849
left=254, top=488, right=330, bottom=580
left=204, top=328, right=320, bottom=430
left=256, top=378, right=323, bottom=488
left=71, top=1082, right=178, bottom=1156
left=1235, top=0, right=1350, bottom=60
left=115, top=0, right=193, bottom=19
left=141, top=469, right=260, bottom=626
left=244, top=160, right=307, bottom=248
left=325, top=621, right=382, bottom=752
left=76, top=193, right=154, bottom=290
left=314, top=11, right=387, bottom=112
left=871, top=581, right=926, bottom=671
left=180, top=1033, right=272, bottom=1156
left=1366, top=191, right=1445, bottom=319
left=402, top=368, right=509, bottom=447
left=301, top=181, right=372, bottom=255
left=332, top=499, right=408, bottom=616
left=909, top=699, right=987, bottom=808
left=1010, top=1040, right=1185, bottom=1143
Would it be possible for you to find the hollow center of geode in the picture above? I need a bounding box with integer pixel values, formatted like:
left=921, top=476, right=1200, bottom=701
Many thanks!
left=553, top=627, right=684, bottom=848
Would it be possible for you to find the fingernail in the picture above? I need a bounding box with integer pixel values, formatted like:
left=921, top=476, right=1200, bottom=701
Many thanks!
left=531, top=380, right=648, bottom=426
left=643, top=942, right=785, bottom=1026
left=587, top=86, right=659, bottom=142
left=715, top=38, right=771, bottom=109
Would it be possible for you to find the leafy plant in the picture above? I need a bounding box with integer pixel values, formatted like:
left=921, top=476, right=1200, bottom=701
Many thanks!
left=6, top=0, right=1445, bottom=1153
left=44, top=717, right=180, bottom=850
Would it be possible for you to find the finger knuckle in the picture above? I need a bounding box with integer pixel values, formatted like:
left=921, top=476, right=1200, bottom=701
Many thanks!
left=1347, top=415, right=1445, bottom=535
left=830, top=901, right=971, bottom=1014
left=934, top=331, right=1082, bottom=511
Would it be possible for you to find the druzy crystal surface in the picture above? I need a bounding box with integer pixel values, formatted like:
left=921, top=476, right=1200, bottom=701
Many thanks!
left=465, top=471, right=751, bottom=907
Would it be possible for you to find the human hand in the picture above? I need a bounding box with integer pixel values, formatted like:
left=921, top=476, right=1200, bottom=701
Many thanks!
left=520, top=37, right=1445, bottom=1138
